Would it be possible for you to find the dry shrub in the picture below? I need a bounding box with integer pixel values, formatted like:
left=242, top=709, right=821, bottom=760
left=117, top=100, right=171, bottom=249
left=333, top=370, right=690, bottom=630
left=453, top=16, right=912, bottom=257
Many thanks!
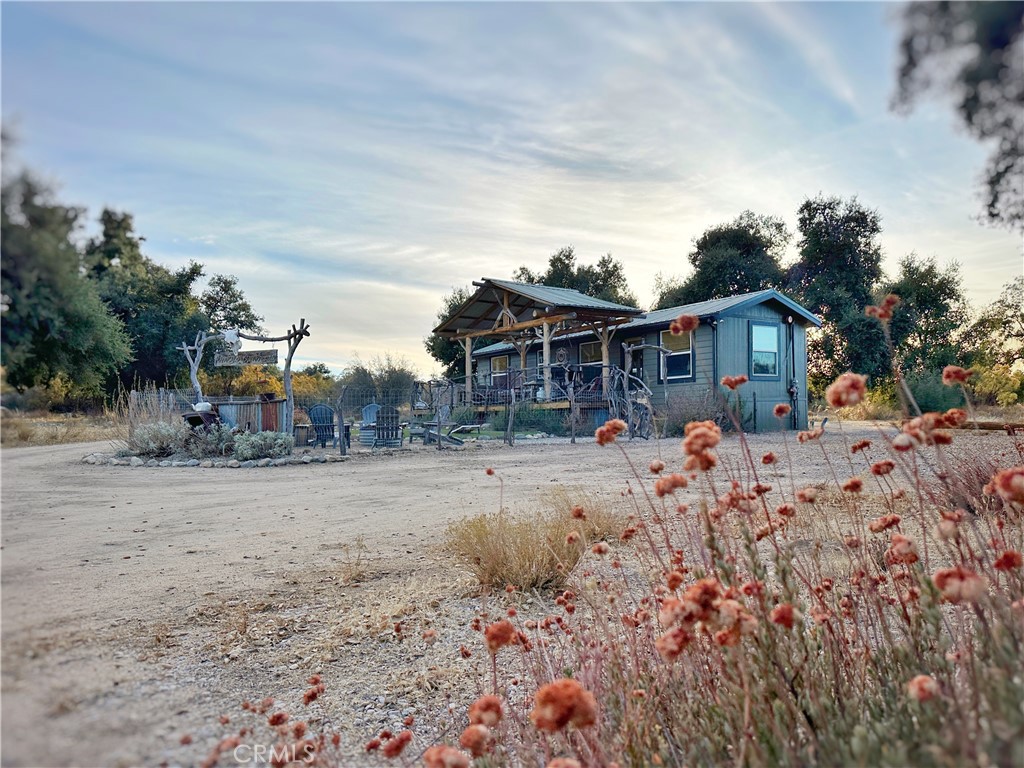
left=0, top=411, right=120, bottom=447
left=445, top=488, right=626, bottom=591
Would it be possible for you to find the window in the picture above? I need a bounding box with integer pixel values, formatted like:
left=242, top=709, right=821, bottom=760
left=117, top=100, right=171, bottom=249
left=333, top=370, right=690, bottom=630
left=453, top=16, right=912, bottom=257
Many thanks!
left=579, top=341, right=602, bottom=383
left=660, top=330, right=693, bottom=382
left=751, top=323, right=779, bottom=377
left=491, top=355, right=509, bottom=387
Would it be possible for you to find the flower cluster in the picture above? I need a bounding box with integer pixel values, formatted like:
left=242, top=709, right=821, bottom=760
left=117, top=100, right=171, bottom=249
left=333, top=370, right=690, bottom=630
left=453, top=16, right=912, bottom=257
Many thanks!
left=682, top=420, right=720, bottom=472
left=595, top=418, right=628, bottom=446
left=669, top=314, right=700, bottom=335
left=825, top=372, right=867, bottom=408
left=865, top=293, right=900, bottom=321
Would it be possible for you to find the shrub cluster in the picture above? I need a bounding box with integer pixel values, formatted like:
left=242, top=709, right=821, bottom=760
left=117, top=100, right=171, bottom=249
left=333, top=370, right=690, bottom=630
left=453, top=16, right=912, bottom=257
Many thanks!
left=233, top=431, right=295, bottom=461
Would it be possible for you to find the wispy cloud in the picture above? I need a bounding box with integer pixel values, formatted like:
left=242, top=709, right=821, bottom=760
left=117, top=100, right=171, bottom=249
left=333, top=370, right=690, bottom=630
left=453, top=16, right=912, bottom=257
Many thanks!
left=3, top=2, right=1019, bottom=374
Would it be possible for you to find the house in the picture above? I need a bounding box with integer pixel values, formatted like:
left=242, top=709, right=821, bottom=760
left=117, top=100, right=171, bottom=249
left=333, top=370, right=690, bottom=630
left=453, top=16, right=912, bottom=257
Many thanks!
left=433, top=280, right=820, bottom=432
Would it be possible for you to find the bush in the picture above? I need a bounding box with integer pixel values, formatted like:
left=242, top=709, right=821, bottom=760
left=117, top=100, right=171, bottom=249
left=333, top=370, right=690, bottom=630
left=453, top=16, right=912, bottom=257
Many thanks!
left=490, top=403, right=568, bottom=436
left=233, top=431, right=294, bottom=461
left=186, top=424, right=236, bottom=459
left=972, top=364, right=1024, bottom=407
left=445, top=487, right=626, bottom=591
left=906, top=370, right=965, bottom=412
left=660, top=388, right=729, bottom=436
left=124, top=420, right=189, bottom=457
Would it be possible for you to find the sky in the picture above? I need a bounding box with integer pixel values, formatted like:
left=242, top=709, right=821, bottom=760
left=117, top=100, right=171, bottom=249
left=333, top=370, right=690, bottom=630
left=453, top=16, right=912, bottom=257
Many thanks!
left=3, top=1, right=1021, bottom=376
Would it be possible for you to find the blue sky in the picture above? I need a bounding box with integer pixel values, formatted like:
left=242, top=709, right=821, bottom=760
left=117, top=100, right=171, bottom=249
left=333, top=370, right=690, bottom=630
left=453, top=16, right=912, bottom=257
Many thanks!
left=3, top=2, right=1021, bottom=375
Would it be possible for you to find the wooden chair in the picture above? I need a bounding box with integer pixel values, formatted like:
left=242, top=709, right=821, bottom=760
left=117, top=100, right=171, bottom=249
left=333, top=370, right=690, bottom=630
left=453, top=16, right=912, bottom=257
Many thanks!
left=307, top=403, right=336, bottom=448
left=373, top=406, right=403, bottom=450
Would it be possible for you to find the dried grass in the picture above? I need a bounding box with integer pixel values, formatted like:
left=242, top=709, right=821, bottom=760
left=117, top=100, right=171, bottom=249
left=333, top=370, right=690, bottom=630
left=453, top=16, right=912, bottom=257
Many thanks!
left=0, top=411, right=121, bottom=447
left=444, top=486, right=627, bottom=591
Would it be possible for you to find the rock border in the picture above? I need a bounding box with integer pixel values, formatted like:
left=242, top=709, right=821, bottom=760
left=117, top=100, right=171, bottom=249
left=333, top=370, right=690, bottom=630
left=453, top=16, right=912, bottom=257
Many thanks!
left=80, top=453, right=352, bottom=468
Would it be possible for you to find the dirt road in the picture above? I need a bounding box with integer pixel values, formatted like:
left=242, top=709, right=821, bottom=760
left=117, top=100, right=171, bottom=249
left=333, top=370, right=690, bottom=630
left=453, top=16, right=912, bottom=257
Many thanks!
left=1, top=426, right=1010, bottom=766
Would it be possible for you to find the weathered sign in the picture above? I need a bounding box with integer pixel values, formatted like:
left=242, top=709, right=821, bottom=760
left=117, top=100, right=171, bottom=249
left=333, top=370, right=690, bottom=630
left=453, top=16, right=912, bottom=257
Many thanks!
left=215, top=349, right=279, bottom=367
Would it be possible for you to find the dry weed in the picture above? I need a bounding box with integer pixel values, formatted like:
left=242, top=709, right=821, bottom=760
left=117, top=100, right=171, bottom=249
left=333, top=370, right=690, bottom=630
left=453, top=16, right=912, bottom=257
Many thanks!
left=445, top=485, right=627, bottom=591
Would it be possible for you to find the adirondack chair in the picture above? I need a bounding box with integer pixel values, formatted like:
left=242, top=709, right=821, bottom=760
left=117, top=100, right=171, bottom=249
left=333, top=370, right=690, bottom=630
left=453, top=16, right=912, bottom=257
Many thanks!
left=359, top=403, right=382, bottom=446
left=373, top=406, right=403, bottom=450
left=307, top=403, right=336, bottom=448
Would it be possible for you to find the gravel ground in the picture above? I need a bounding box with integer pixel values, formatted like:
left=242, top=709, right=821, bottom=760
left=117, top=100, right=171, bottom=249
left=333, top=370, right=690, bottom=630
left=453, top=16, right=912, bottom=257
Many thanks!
left=1, top=423, right=1016, bottom=767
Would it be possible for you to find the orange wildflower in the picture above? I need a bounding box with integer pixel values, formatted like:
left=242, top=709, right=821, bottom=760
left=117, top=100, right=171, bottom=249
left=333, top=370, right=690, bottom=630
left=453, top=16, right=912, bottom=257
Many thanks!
left=941, top=365, right=974, bottom=386
left=423, top=745, right=471, bottom=768
left=869, top=514, right=901, bottom=533
left=654, top=473, right=688, bottom=497
left=990, top=467, right=1024, bottom=504
left=994, top=550, right=1023, bottom=571
left=773, top=403, right=791, bottom=418
left=655, top=626, right=694, bottom=660
left=529, top=679, right=598, bottom=732
left=484, top=620, right=518, bottom=654
left=721, top=374, right=748, bottom=390
left=825, top=372, right=867, bottom=408
left=769, top=603, right=800, bottom=629
left=886, top=534, right=919, bottom=565
left=468, top=695, right=503, bottom=727
left=649, top=459, right=666, bottom=474
left=907, top=674, right=941, bottom=702
left=381, top=730, right=413, bottom=758
left=842, top=477, right=863, bottom=493
left=933, top=566, right=986, bottom=604
left=459, top=724, right=492, bottom=758
left=670, top=314, right=699, bottom=335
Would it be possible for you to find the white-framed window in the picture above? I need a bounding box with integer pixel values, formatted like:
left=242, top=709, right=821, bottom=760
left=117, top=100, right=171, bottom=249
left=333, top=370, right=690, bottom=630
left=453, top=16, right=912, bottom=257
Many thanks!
left=491, top=355, right=509, bottom=387
left=660, top=330, right=693, bottom=382
left=751, top=323, right=779, bottom=377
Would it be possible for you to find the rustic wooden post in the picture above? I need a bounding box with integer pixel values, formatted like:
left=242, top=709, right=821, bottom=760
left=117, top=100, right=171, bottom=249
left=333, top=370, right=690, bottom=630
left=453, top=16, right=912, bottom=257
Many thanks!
left=542, top=321, right=553, bottom=401
left=464, top=337, right=473, bottom=406
left=238, top=319, right=310, bottom=437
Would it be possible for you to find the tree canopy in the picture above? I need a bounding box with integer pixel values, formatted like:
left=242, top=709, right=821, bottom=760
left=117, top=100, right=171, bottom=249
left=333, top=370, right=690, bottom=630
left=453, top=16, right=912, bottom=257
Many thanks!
left=882, top=254, right=971, bottom=373
left=894, top=1, right=1024, bottom=230
left=787, top=195, right=887, bottom=389
left=654, top=211, right=789, bottom=309
left=1, top=171, right=131, bottom=393
left=514, top=246, right=639, bottom=308
left=200, top=274, right=265, bottom=334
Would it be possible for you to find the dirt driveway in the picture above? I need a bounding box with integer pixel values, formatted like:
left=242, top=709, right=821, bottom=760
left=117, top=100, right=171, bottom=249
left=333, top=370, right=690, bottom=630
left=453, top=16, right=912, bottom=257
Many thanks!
left=1, top=425, right=1011, bottom=766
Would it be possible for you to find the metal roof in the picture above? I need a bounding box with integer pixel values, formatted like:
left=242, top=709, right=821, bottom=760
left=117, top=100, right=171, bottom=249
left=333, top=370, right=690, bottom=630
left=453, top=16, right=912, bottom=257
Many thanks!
left=472, top=289, right=820, bottom=356
left=432, top=278, right=642, bottom=338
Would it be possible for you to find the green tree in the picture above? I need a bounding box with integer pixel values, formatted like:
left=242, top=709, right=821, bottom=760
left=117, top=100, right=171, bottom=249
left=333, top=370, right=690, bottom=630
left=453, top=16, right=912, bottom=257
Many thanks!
left=654, top=211, right=789, bottom=309
left=424, top=286, right=496, bottom=379
left=514, top=246, right=639, bottom=307
left=894, top=2, right=1024, bottom=230
left=971, top=275, right=1024, bottom=366
left=200, top=274, right=264, bottom=334
left=787, top=195, right=887, bottom=389
left=1, top=171, right=131, bottom=393
left=882, top=254, right=971, bottom=373
left=85, top=210, right=207, bottom=390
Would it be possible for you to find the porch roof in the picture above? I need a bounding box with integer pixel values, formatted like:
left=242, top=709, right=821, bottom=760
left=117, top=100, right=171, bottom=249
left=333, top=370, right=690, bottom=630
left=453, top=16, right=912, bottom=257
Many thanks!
left=432, top=278, right=643, bottom=340
left=472, top=289, right=821, bottom=357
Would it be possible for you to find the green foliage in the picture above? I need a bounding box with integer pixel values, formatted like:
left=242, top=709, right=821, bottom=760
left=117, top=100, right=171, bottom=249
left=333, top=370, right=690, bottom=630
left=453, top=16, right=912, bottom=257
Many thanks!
left=0, top=171, right=132, bottom=393
left=894, top=2, right=1024, bottom=229
left=490, top=404, right=568, bottom=435
left=514, top=245, right=639, bottom=307
left=970, top=276, right=1024, bottom=366
left=423, top=286, right=489, bottom=379
left=906, top=371, right=965, bottom=412
left=125, top=420, right=189, bottom=458
left=788, top=195, right=886, bottom=389
left=971, top=363, right=1024, bottom=406
left=199, top=274, right=264, bottom=334
left=655, top=211, right=789, bottom=309
left=233, top=431, right=294, bottom=461
left=339, top=354, right=417, bottom=405
left=882, top=254, right=970, bottom=373
left=86, top=211, right=208, bottom=391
